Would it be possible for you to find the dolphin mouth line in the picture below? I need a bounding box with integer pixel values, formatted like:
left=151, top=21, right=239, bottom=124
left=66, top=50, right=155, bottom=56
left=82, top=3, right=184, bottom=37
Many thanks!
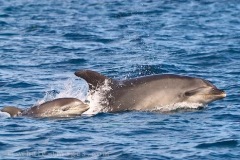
left=204, top=92, right=227, bottom=98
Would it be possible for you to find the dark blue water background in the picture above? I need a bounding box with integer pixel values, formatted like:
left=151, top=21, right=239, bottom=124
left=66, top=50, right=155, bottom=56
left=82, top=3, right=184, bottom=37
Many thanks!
left=0, top=0, right=240, bottom=159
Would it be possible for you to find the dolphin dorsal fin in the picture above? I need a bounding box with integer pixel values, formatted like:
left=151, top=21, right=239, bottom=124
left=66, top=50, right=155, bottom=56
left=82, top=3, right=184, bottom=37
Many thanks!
left=74, top=70, right=114, bottom=90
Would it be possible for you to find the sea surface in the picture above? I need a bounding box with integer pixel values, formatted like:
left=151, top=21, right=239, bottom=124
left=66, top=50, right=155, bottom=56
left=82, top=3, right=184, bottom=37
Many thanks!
left=0, top=0, right=240, bottom=159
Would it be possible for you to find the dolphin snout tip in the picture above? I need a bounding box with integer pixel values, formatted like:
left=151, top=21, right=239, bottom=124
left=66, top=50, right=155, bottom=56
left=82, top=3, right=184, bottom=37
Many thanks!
left=216, top=90, right=226, bottom=98
left=221, top=91, right=227, bottom=98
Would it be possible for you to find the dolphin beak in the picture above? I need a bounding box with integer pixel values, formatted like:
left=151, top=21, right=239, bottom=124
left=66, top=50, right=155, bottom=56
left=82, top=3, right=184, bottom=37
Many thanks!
left=220, top=91, right=227, bottom=98
left=213, top=89, right=227, bottom=99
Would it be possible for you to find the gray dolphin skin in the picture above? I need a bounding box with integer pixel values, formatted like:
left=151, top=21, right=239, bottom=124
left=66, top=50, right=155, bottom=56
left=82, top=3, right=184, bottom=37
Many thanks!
left=75, top=70, right=226, bottom=112
left=1, top=98, right=89, bottom=118
left=1, top=106, right=23, bottom=117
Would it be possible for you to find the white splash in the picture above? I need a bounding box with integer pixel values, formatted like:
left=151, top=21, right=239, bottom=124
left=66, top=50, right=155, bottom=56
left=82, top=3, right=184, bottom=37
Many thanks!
left=82, top=79, right=112, bottom=115
left=38, top=77, right=112, bottom=115
left=54, top=78, right=89, bottom=101
left=37, top=77, right=88, bottom=105
left=0, top=111, right=11, bottom=118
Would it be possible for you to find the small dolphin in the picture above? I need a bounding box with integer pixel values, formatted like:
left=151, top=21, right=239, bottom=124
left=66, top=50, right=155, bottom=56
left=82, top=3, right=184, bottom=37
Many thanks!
left=75, top=70, right=226, bottom=112
left=1, top=98, right=89, bottom=118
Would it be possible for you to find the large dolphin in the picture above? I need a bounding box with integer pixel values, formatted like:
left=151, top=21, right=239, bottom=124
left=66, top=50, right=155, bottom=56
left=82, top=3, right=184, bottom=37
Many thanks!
left=75, top=70, right=226, bottom=112
left=1, top=98, right=89, bottom=118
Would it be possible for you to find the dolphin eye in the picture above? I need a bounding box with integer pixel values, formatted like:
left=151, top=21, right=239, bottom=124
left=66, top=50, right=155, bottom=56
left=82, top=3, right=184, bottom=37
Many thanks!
left=184, top=91, right=194, bottom=97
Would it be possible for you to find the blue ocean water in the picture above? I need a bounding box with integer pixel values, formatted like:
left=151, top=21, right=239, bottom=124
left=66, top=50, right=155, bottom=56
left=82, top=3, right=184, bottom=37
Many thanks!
left=0, top=0, right=240, bottom=159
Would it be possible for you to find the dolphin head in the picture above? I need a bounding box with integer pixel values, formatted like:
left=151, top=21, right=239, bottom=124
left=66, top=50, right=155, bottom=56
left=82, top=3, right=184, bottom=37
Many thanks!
left=58, top=103, right=90, bottom=117
left=181, top=79, right=226, bottom=105
left=1, top=106, right=23, bottom=117
left=29, top=98, right=90, bottom=118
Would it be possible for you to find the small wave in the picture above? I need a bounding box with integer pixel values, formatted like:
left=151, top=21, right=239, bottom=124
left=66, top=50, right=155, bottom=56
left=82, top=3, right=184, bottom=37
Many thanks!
left=63, top=33, right=114, bottom=43
left=25, top=25, right=55, bottom=34
left=109, top=10, right=163, bottom=18
left=55, top=58, right=87, bottom=65
left=5, top=81, right=37, bottom=88
left=196, top=139, right=238, bottom=149
left=0, top=20, right=8, bottom=26
left=0, top=32, right=18, bottom=36
left=185, top=54, right=230, bottom=66
left=0, top=14, right=10, bottom=18
left=46, top=45, right=84, bottom=53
